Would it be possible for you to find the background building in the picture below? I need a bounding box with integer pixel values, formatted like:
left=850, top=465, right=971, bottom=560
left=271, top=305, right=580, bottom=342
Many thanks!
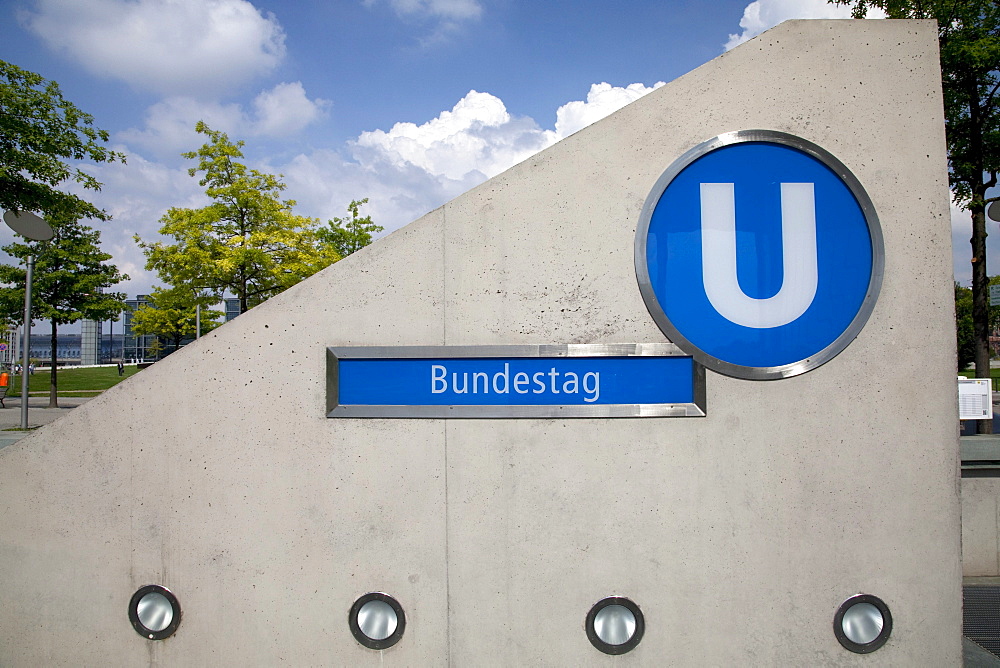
left=25, top=333, right=121, bottom=367
left=225, top=297, right=240, bottom=322
left=122, top=295, right=156, bottom=363
left=80, top=319, right=101, bottom=366
left=0, top=293, right=248, bottom=369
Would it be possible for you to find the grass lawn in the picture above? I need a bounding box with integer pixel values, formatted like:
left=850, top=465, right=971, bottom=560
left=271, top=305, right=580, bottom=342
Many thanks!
left=959, top=368, right=1000, bottom=388
left=4, top=365, right=142, bottom=397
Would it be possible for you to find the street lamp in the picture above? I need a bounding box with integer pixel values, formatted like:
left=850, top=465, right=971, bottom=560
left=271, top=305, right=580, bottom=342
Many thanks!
left=988, top=200, right=1000, bottom=222
left=2, top=211, right=54, bottom=429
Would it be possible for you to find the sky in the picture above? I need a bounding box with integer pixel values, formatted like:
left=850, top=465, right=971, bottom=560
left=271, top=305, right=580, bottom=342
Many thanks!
left=1, top=0, right=979, bottom=331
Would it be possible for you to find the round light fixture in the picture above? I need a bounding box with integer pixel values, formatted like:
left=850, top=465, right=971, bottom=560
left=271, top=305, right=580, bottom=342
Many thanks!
left=834, top=594, right=892, bottom=653
left=128, top=585, right=181, bottom=640
left=349, top=592, right=405, bottom=650
left=586, top=596, right=644, bottom=655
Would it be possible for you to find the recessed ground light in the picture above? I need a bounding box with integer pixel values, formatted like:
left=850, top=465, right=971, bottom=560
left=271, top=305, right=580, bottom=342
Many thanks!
left=349, top=592, right=405, bottom=650
left=128, top=585, right=181, bottom=640
left=586, top=596, right=644, bottom=655
left=834, top=594, right=892, bottom=653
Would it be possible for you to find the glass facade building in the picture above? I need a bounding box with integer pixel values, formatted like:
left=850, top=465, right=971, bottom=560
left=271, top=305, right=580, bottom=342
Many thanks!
left=123, top=295, right=157, bottom=363
left=80, top=319, right=102, bottom=366
left=225, top=298, right=241, bottom=322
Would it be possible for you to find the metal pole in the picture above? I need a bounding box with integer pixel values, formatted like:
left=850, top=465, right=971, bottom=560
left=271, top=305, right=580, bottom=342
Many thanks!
left=196, top=302, right=201, bottom=340
left=20, top=255, right=33, bottom=429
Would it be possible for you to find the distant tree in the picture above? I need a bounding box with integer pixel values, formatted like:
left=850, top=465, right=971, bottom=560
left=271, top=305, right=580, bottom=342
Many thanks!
left=0, top=212, right=126, bottom=407
left=957, top=282, right=976, bottom=371
left=136, top=122, right=339, bottom=315
left=318, top=198, right=383, bottom=257
left=830, top=1, right=1000, bottom=429
left=0, top=59, right=124, bottom=220
left=129, top=286, right=222, bottom=354
left=145, top=337, right=164, bottom=361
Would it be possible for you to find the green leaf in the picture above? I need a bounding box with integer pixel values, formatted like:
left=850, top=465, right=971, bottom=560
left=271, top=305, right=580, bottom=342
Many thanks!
left=136, top=123, right=349, bottom=314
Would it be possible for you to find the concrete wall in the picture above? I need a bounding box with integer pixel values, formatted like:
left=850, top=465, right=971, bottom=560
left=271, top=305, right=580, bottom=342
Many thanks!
left=964, top=476, right=1000, bottom=576
left=0, top=19, right=960, bottom=665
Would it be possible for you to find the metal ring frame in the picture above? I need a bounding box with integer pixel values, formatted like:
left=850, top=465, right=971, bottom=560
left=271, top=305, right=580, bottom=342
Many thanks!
left=634, top=129, right=885, bottom=380
left=128, top=584, right=181, bottom=641
left=585, top=596, right=645, bottom=655
left=833, top=593, right=893, bottom=653
left=118, top=583, right=894, bottom=653
left=349, top=592, right=406, bottom=650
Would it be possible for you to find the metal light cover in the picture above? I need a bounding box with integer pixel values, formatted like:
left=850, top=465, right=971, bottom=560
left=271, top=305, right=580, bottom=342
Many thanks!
left=834, top=594, right=892, bottom=653
left=349, top=592, right=405, bottom=650
left=586, top=596, right=645, bottom=655
left=128, top=584, right=181, bottom=640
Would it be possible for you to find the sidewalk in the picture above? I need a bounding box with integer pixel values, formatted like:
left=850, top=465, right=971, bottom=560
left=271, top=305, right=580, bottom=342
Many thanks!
left=0, top=395, right=94, bottom=450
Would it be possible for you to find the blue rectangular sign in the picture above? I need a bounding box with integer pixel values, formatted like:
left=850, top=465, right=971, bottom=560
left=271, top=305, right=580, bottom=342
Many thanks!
left=327, top=344, right=705, bottom=418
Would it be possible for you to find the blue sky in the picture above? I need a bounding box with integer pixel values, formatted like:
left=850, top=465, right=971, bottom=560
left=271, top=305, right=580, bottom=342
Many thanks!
left=4, top=0, right=979, bottom=322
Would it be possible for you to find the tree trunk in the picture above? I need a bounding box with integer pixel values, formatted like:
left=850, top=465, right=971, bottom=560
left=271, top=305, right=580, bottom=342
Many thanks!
left=240, top=277, right=248, bottom=314
left=48, top=320, right=58, bottom=409
left=972, top=205, right=993, bottom=433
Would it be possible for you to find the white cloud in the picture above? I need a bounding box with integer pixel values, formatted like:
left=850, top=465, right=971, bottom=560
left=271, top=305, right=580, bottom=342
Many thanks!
left=362, top=0, right=482, bottom=44
left=364, top=0, right=483, bottom=21
left=119, top=98, right=245, bottom=160
left=554, top=82, right=665, bottom=138
left=277, top=148, right=471, bottom=242
left=19, top=0, right=286, bottom=97
left=353, top=91, right=549, bottom=182
left=72, top=82, right=666, bottom=297
left=351, top=83, right=664, bottom=193
left=725, top=0, right=885, bottom=50
left=252, top=82, right=331, bottom=137
left=273, top=83, right=664, bottom=238
left=119, top=82, right=329, bottom=159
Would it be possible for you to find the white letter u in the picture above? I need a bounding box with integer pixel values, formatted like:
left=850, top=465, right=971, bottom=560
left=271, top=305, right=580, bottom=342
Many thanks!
left=700, top=182, right=818, bottom=329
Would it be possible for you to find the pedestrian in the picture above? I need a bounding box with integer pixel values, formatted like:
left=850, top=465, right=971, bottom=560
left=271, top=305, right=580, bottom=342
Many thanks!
left=117, top=360, right=124, bottom=376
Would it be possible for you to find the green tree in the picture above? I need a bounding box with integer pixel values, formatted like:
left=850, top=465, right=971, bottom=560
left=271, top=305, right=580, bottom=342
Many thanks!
left=318, top=198, right=383, bottom=257
left=0, top=60, right=124, bottom=220
left=957, top=282, right=976, bottom=370
left=145, top=337, right=164, bottom=361
left=129, top=286, right=222, bottom=354
left=0, top=212, right=127, bottom=407
left=833, top=0, right=1000, bottom=430
left=136, top=122, right=339, bottom=314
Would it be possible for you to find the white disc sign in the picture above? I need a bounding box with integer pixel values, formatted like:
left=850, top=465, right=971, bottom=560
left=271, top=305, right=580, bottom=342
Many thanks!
left=3, top=211, right=53, bottom=241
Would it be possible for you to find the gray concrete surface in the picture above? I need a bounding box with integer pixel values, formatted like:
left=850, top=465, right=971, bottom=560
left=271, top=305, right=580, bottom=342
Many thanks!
left=0, top=19, right=961, bottom=666
left=0, top=396, right=93, bottom=449
left=961, top=437, right=1000, bottom=577
left=966, top=637, right=1000, bottom=667
left=0, top=392, right=992, bottom=665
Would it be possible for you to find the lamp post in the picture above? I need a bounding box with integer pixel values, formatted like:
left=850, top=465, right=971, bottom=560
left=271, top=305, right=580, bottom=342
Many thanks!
left=20, top=255, right=33, bottom=427
left=2, top=211, right=54, bottom=429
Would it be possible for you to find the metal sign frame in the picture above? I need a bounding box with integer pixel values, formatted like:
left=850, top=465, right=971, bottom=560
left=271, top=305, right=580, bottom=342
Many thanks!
left=326, top=343, right=705, bottom=418
left=635, top=129, right=885, bottom=380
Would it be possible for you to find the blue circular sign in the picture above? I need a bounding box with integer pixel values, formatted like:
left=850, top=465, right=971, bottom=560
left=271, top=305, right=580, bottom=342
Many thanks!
left=635, top=131, right=883, bottom=379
